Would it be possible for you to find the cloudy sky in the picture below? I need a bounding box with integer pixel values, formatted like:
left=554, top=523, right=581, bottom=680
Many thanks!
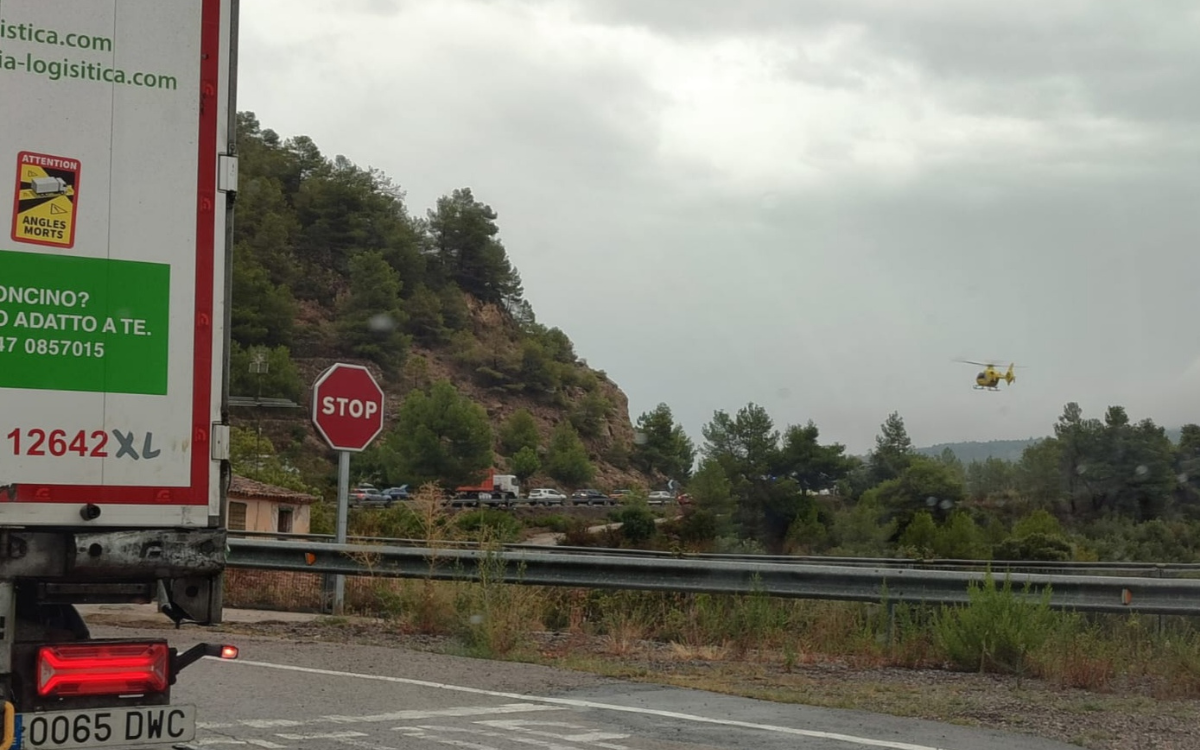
left=238, top=0, right=1200, bottom=454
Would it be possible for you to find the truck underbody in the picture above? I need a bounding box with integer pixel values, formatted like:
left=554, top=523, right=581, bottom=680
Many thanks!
left=0, top=527, right=230, bottom=748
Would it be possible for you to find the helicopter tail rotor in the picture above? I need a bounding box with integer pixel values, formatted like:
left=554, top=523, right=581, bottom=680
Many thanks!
left=1005, top=363, right=1016, bottom=385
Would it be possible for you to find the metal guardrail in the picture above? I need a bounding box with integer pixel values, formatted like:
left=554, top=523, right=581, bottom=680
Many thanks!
left=225, top=538, right=1200, bottom=615
left=226, top=531, right=1200, bottom=578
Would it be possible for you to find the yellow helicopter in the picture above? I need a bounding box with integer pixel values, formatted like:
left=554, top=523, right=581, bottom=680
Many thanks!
left=956, top=360, right=1019, bottom=391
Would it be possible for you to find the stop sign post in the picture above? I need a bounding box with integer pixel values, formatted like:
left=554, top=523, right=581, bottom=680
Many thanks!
left=311, top=363, right=386, bottom=614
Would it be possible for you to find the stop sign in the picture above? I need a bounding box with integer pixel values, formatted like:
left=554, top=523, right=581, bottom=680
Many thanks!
left=311, top=363, right=386, bottom=452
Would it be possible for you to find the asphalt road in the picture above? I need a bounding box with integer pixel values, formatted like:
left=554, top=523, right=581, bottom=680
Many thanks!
left=88, top=624, right=1084, bottom=750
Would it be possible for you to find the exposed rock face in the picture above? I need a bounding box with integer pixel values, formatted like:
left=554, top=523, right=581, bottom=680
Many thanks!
left=254, top=297, right=654, bottom=493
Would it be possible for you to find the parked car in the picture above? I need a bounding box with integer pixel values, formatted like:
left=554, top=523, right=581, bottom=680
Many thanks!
left=349, top=484, right=389, bottom=507
left=571, top=488, right=611, bottom=506
left=647, top=490, right=672, bottom=505
left=382, top=485, right=410, bottom=502
left=527, top=488, right=567, bottom=506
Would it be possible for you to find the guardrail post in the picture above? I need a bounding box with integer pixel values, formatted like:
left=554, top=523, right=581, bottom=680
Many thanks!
left=320, top=573, right=335, bottom=614
left=1155, top=565, right=1164, bottom=636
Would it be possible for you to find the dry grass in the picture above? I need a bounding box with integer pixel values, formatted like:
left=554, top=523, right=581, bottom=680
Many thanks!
left=224, top=570, right=1200, bottom=701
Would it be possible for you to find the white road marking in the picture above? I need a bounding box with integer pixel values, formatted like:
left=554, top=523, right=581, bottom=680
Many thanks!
left=419, top=722, right=626, bottom=750
left=274, top=730, right=370, bottom=741
left=396, top=728, right=501, bottom=750
left=199, top=703, right=562, bottom=731
left=193, top=739, right=288, bottom=748
left=474, top=719, right=630, bottom=747
left=330, top=738, right=406, bottom=750
left=326, top=703, right=567, bottom=724
left=221, top=659, right=948, bottom=750
left=416, top=725, right=584, bottom=750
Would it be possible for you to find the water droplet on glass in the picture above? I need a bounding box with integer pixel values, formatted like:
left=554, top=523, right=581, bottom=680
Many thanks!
left=926, top=496, right=938, bottom=506
left=1179, top=473, right=1189, bottom=483
left=368, top=313, right=395, bottom=332
left=469, top=614, right=484, bottom=625
left=777, top=387, right=791, bottom=399
left=1076, top=464, right=1088, bottom=475
left=939, top=499, right=954, bottom=510
left=1135, top=464, right=1148, bottom=476
left=633, top=431, right=648, bottom=445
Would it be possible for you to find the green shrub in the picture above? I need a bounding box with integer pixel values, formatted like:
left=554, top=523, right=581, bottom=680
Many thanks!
left=544, top=422, right=595, bottom=485
left=993, top=532, right=1074, bottom=561
left=499, top=409, right=540, bottom=455
left=935, top=571, right=1056, bottom=674
left=617, top=501, right=657, bottom=545
left=349, top=504, right=428, bottom=539
left=1012, top=509, right=1064, bottom=538
left=569, top=391, right=611, bottom=438
left=536, top=514, right=577, bottom=533
left=454, top=510, right=523, bottom=543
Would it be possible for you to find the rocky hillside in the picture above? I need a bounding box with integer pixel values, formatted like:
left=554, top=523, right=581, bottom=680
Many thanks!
left=227, top=112, right=673, bottom=497
left=256, top=336, right=649, bottom=494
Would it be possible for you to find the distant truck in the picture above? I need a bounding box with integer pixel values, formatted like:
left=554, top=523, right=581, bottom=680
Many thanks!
left=0, top=0, right=240, bottom=747
left=454, top=469, right=521, bottom=506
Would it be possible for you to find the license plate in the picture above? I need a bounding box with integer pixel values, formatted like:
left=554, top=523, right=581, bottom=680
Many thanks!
left=19, top=705, right=196, bottom=749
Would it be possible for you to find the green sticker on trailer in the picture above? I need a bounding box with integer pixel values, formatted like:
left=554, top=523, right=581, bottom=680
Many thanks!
left=0, top=248, right=170, bottom=395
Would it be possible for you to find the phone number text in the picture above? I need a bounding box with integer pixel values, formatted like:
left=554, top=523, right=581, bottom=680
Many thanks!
left=0, top=336, right=105, bottom=358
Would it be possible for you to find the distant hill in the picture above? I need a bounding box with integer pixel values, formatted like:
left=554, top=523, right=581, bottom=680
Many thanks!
left=916, top=439, right=1041, bottom=464
left=918, top=427, right=1186, bottom=465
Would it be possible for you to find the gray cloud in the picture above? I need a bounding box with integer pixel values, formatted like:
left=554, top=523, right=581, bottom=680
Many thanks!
left=575, top=0, right=1200, bottom=125
left=238, top=0, right=1200, bottom=453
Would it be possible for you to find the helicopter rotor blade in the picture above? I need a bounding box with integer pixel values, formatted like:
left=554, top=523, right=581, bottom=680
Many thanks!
left=953, top=359, right=1028, bottom=368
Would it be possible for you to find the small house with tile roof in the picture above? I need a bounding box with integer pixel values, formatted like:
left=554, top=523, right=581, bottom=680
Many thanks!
left=227, top=475, right=319, bottom=534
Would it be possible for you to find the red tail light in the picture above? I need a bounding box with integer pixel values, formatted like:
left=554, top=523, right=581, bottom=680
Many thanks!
left=37, top=642, right=169, bottom=697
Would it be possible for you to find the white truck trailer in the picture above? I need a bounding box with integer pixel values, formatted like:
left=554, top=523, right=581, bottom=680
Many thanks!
left=0, top=0, right=240, bottom=746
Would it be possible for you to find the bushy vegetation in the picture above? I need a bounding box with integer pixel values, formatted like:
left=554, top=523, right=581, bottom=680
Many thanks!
left=581, top=401, right=1200, bottom=567
left=233, top=113, right=526, bottom=369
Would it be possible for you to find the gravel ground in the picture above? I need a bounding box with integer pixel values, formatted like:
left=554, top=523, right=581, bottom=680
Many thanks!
left=85, top=614, right=1200, bottom=750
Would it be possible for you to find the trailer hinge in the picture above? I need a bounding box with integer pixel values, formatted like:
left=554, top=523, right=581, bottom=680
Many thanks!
left=217, top=154, right=238, bottom=193
left=211, top=423, right=230, bottom=461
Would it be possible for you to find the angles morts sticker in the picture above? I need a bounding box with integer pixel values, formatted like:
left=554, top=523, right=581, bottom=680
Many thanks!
left=11, top=150, right=80, bottom=249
